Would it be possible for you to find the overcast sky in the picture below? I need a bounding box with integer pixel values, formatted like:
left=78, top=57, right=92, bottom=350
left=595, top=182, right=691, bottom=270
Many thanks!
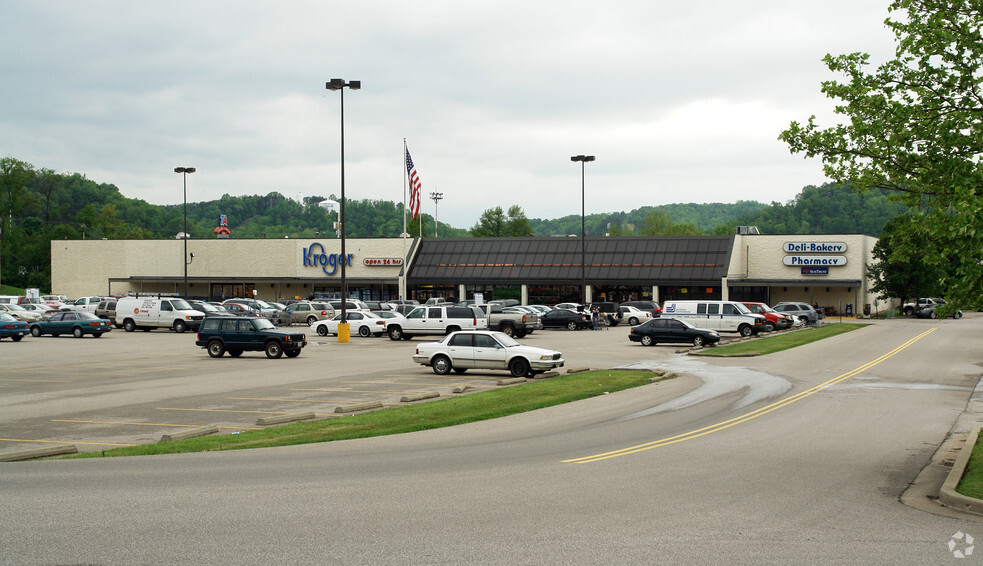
left=1, top=1, right=898, bottom=229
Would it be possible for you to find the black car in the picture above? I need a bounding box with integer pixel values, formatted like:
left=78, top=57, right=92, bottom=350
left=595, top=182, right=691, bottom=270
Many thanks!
left=195, top=316, right=307, bottom=359
left=540, top=308, right=591, bottom=330
left=628, top=317, right=721, bottom=347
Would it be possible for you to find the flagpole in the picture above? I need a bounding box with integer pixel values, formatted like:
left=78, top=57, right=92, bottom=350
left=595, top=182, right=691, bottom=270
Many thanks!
left=401, top=138, right=407, bottom=301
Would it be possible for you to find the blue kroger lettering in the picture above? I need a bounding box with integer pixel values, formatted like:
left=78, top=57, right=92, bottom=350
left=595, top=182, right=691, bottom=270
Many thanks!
left=303, top=243, right=354, bottom=276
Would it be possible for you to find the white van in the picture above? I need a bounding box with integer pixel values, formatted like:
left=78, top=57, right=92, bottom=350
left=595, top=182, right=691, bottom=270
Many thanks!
left=116, top=296, right=205, bottom=333
left=661, top=300, right=765, bottom=337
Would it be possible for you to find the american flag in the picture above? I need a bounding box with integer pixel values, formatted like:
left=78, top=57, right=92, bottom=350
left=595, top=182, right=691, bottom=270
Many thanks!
left=405, top=146, right=422, bottom=219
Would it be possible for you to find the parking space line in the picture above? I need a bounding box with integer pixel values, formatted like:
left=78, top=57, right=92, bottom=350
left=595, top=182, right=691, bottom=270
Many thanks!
left=0, top=438, right=136, bottom=447
left=156, top=407, right=296, bottom=415
left=51, top=419, right=261, bottom=431
left=0, top=378, right=75, bottom=383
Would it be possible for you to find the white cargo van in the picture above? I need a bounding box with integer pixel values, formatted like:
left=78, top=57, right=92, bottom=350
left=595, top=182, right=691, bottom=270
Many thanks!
left=661, top=300, right=765, bottom=337
left=116, top=296, right=205, bottom=333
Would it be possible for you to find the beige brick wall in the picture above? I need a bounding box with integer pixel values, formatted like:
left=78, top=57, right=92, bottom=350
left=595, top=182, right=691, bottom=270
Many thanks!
left=51, top=238, right=411, bottom=299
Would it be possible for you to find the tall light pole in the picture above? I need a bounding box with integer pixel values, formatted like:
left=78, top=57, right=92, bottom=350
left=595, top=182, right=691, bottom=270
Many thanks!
left=430, top=192, right=443, bottom=237
left=570, top=155, right=594, bottom=305
left=174, top=167, right=196, bottom=298
left=326, top=78, right=360, bottom=334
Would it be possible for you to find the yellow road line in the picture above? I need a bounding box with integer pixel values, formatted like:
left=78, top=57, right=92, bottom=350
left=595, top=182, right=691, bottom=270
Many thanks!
left=156, top=407, right=295, bottom=415
left=51, top=419, right=261, bottom=431
left=564, top=328, right=936, bottom=464
left=0, top=438, right=136, bottom=447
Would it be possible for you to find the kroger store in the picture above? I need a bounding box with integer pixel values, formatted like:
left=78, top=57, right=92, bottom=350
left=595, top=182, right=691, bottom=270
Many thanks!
left=51, top=231, right=890, bottom=316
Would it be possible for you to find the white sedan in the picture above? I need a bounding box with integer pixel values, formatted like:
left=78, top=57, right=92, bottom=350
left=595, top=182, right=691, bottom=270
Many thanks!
left=412, top=330, right=564, bottom=377
left=311, top=311, right=387, bottom=337
left=619, top=305, right=654, bottom=326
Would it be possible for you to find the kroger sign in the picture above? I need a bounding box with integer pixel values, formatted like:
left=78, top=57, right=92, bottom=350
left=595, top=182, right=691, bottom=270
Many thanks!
left=303, top=243, right=353, bottom=276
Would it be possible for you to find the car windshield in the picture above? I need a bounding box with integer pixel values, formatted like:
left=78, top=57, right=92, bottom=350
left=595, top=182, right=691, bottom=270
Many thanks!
left=760, top=304, right=778, bottom=313
left=197, top=303, right=219, bottom=312
left=0, top=312, right=16, bottom=321
left=6, top=304, right=26, bottom=311
left=256, top=300, right=273, bottom=309
left=171, top=299, right=192, bottom=310
left=491, top=332, right=520, bottom=348
left=252, top=318, right=276, bottom=330
left=733, top=303, right=752, bottom=315
left=676, top=318, right=696, bottom=329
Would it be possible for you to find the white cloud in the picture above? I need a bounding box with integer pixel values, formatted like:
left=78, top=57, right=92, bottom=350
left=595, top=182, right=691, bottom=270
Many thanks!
left=0, top=0, right=897, bottom=227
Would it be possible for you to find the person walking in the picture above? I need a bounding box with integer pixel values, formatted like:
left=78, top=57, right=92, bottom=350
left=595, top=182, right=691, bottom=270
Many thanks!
left=591, top=306, right=599, bottom=330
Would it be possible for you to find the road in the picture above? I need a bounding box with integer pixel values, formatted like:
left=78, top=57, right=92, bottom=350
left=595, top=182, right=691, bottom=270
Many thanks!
left=1, top=315, right=982, bottom=564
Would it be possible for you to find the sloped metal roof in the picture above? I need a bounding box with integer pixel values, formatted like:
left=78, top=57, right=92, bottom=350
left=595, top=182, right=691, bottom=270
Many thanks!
left=407, top=236, right=734, bottom=285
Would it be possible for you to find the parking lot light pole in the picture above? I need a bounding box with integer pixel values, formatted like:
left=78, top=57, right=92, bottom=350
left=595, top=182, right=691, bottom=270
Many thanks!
left=174, top=167, right=196, bottom=298
left=430, top=192, right=443, bottom=237
left=326, top=78, right=360, bottom=341
left=570, top=155, right=594, bottom=305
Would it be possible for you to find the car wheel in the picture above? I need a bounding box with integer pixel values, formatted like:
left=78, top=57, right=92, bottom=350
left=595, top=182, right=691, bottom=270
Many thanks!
left=566, top=321, right=578, bottom=331
left=92, top=332, right=103, bottom=338
left=72, top=326, right=84, bottom=339
left=600, top=317, right=612, bottom=327
left=123, top=319, right=136, bottom=332
left=692, top=335, right=706, bottom=347
left=954, top=311, right=963, bottom=319
left=509, top=358, right=531, bottom=378
left=30, top=326, right=41, bottom=337
left=307, top=316, right=317, bottom=325
left=431, top=355, right=452, bottom=375
left=500, top=324, right=515, bottom=337
left=764, top=322, right=775, bottom=332
left=11, top=335, right=23, bottom=342
left=207, top=340, right=225, bottom=358
left=903, top=306, right=914, bottom=316
left=640, top=335, right=654, bottom=346
left=453, top=368, right=467, bottom=374
left=629, top=317, right=639, bottom=326
left=358, top=325, right=371, bottom=337
left=285, top=349, right=301, bottom=358
left=228, top=348, right=243, bottom=357
left=142, top=327, right=152, bottom=332
left=265, top=341, right=283, bottom=359
left=515, top=330, right=527, bottom=338
left=738, top=324, right=753, bottom=337
left=316, top=324, right=328, bottom=336
left=174, top=320, right=187, bottom=333
left=388, top=326, right=403, bottom=341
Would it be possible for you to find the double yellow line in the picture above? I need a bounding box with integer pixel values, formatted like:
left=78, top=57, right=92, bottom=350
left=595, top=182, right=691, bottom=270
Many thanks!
left=564, top=328, right=937, bottom=464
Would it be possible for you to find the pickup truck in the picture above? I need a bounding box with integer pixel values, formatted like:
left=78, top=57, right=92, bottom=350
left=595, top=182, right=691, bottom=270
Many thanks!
left=386, top=305, right=484, bottom=341
left=68, top=296, right=107, bottom=314
left=479, top=304, right=539, bottom=338
left=903, top=297, right=942, bottom=316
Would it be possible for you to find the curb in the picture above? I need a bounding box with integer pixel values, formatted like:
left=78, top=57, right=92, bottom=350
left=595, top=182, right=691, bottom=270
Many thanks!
left=940, top=427, right=983, bottom=514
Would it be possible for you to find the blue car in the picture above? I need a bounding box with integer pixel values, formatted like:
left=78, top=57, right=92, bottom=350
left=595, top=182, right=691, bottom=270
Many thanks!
left=0, top=312, right=29, bottom=341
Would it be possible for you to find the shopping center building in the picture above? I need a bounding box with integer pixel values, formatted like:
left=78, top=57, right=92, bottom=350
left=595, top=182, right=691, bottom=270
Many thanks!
left=51, top=232, right=889, bottom=315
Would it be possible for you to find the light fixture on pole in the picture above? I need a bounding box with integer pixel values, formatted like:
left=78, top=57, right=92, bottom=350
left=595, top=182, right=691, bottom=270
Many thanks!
left=570, top=155, right=594, bottom=305
left=430, top=192, right=443, bottom=237
left=326, top=78, right=360, bottom=338
left=174, top=167, right=196, bottom=298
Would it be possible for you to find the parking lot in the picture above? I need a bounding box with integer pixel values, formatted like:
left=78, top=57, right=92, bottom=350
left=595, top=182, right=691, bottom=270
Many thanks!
left=0, top=324, right=726, bottom=453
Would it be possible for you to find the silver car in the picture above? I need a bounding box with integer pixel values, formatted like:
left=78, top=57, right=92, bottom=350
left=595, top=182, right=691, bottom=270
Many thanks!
left=772, top=302, right=819, bottom=324
left=284, top=301, right=336, bottom=326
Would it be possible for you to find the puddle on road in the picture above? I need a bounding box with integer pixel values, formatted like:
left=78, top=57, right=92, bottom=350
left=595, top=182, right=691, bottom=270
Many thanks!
left=615, top=357, right=792, bottom=419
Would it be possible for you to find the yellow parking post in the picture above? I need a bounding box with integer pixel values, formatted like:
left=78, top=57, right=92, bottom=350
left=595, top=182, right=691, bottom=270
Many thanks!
left=337, top=321, right=351, bottom=343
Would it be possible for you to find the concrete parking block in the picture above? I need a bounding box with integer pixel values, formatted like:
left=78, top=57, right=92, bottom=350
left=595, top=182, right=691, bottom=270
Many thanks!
left=497, top=377, right=527, bottom=386
left=334, top=401, right=384, bottom=414
left=565, top=367, right=591, bottom=374
left=452, top=384, right=472, bottom=393
left=256, top=412, right=316, bottom=426
left=400, top=391, right=440, bottom=403
left=0, top=445, right=78, bottom=462
left=160, top=426, right=220, bottom=442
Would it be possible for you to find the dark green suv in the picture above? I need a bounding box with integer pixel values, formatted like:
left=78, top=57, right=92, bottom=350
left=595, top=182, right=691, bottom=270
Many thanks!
left=195, top=316, right=307, bottom=359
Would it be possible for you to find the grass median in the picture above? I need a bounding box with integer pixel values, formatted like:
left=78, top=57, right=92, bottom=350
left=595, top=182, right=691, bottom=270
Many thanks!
left=693, top=322, right=867, bottom=357
left=68, top=369, right=662, bottom=459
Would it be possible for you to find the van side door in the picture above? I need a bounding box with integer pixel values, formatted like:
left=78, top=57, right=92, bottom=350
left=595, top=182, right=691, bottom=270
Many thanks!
left=721, top=303, right=740, bottom=331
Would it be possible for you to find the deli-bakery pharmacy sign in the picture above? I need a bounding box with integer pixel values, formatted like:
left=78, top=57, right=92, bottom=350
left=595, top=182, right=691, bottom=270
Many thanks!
left=782, top=241, right=848, bottom=271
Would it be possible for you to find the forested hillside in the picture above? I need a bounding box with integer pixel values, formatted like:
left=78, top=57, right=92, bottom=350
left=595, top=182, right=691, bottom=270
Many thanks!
left=1, top=157, right=907, bottom=291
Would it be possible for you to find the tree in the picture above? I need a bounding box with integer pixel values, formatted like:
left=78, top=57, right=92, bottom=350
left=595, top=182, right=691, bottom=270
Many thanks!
left=471, top=205, right=533, bottom=237
left=780, top=0, right=983, bottom=312
left=637, top=210, right=701, bottom=236
left=867, top=215, right=945, bottom=311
